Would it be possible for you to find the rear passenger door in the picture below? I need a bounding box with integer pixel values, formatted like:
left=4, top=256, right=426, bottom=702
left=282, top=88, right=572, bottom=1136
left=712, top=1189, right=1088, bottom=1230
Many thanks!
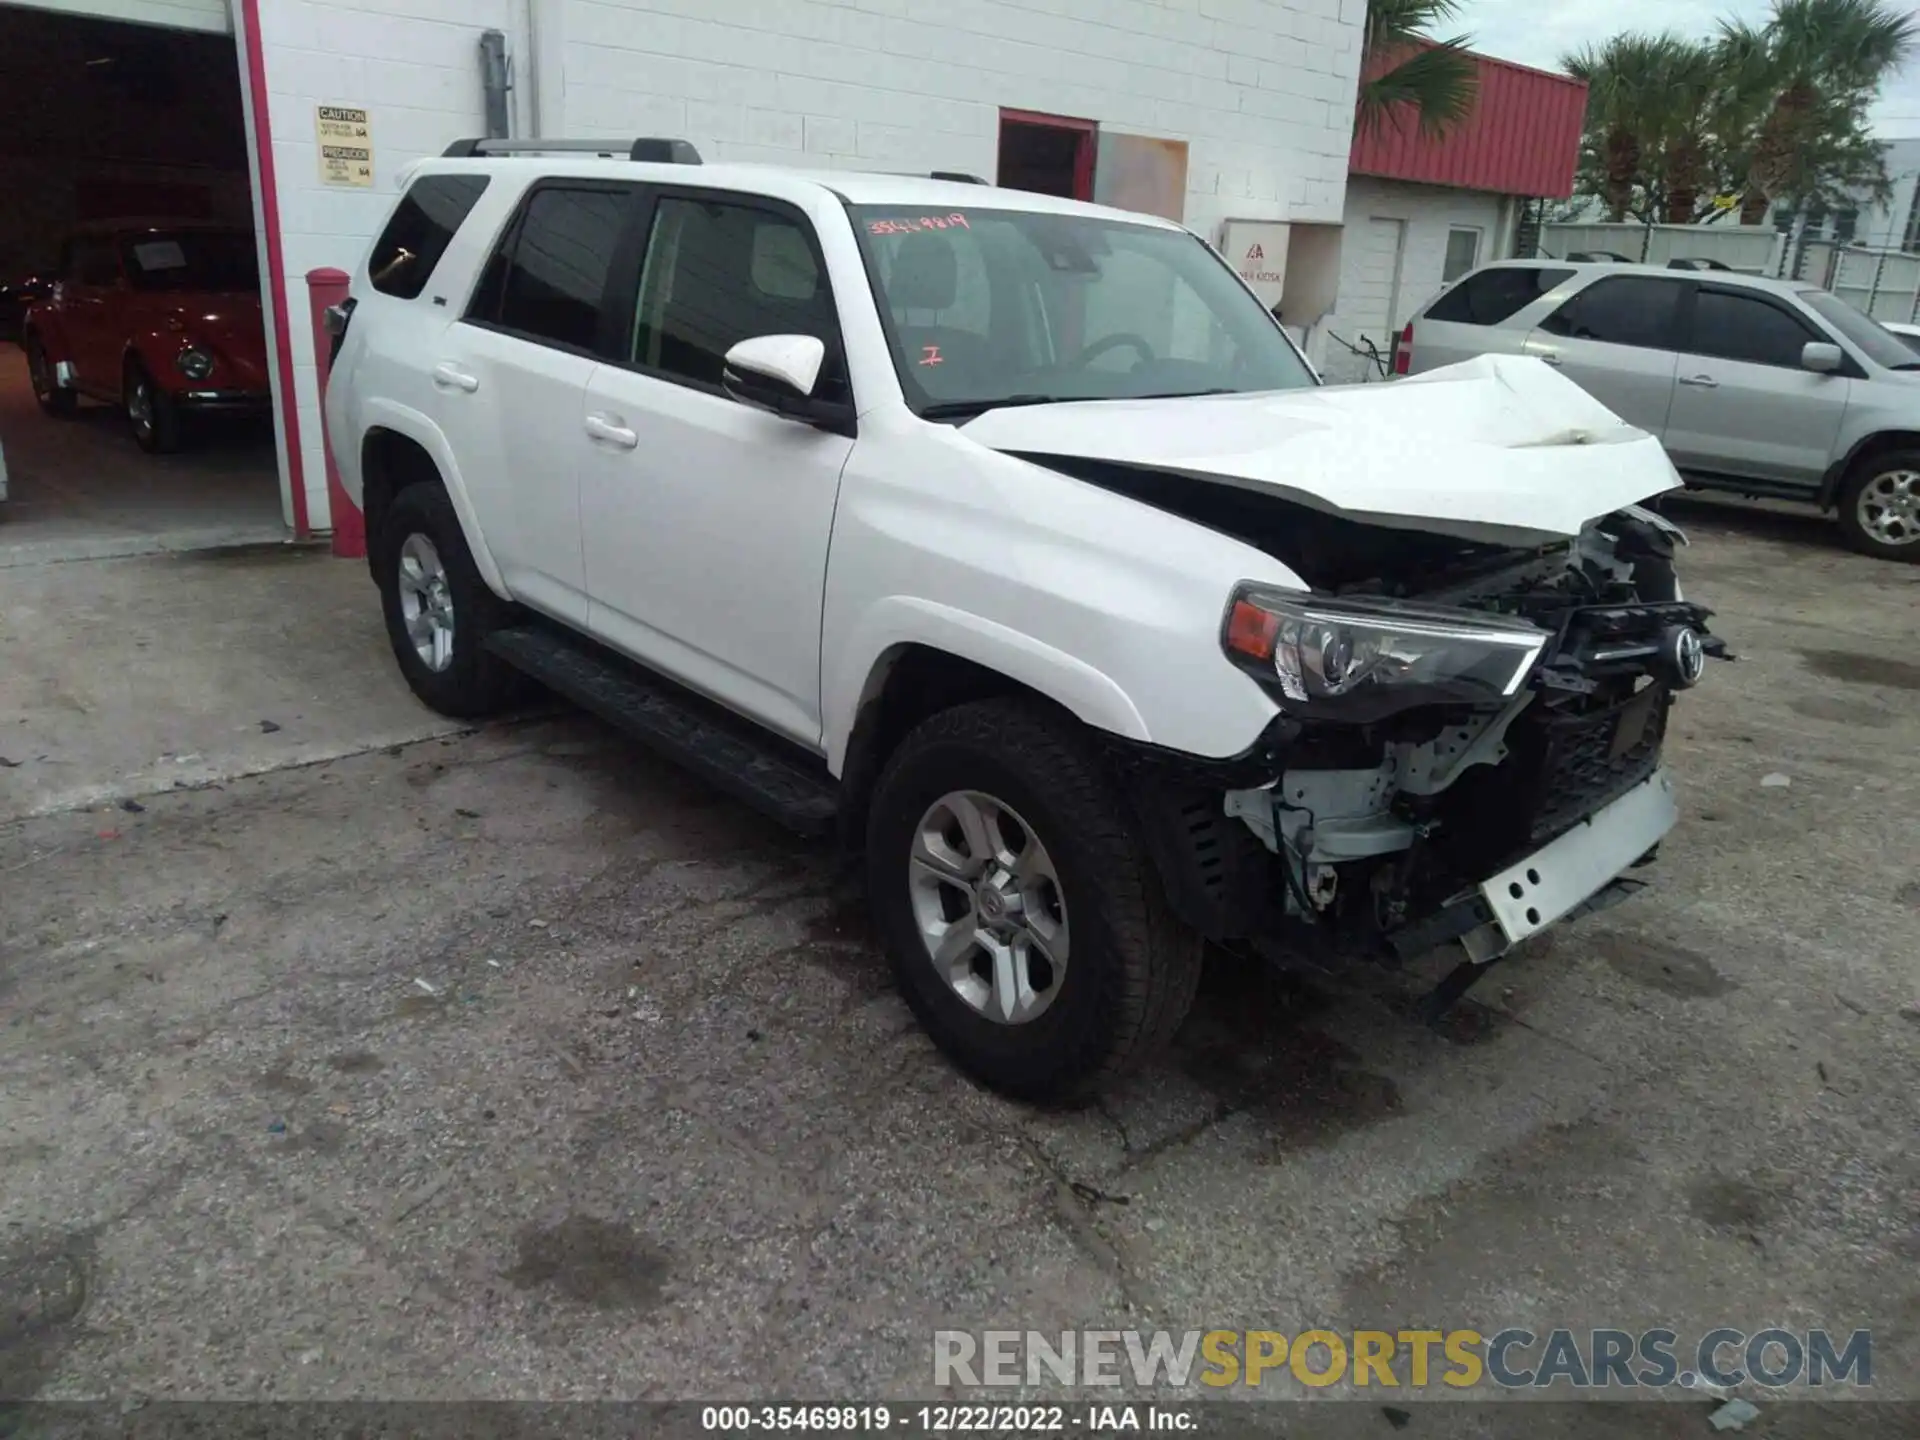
left=1411, top=265, right=1575, bottom=371
left=449, top=182, right=643, bottom=625
left=1523, top=275, right=1686, bottom=436
left=578, top=189, right=856, bottom=747
left=1661, top=285, right=1848, bottom=490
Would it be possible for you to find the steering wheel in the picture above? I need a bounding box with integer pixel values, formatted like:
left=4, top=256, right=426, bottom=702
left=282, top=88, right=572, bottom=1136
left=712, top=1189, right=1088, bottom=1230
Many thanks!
left=1072, top=332, right=1156, bottom=370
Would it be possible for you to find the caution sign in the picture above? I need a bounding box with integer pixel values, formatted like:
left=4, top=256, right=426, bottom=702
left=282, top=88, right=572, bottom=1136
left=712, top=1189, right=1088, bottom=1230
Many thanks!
left=316, top=105, right=373, bottom=187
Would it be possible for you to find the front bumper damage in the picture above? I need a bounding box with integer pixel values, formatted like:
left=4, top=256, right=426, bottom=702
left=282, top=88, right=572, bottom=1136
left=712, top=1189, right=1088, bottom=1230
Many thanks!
left=1124, top=516, right=1728, bottom=1020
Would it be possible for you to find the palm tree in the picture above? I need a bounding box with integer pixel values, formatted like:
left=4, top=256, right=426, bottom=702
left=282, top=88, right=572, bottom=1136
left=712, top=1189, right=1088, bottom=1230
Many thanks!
left=1357, top=0, right=1480, bottom=140
left=1729, top=0, right=1917, bottom=222
left=1653, top=41, right=1723, bottom=224
left=1562, top=34, right=1679, bottom=221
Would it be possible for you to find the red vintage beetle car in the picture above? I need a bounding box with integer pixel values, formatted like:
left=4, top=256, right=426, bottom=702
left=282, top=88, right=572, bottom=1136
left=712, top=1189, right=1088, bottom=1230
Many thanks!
left=21, top=221, right=270, bottom=454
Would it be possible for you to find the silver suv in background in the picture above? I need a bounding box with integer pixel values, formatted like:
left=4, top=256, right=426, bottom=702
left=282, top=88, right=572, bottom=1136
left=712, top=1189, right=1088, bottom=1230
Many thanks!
left=1394, top=261, right=1920, bottom=561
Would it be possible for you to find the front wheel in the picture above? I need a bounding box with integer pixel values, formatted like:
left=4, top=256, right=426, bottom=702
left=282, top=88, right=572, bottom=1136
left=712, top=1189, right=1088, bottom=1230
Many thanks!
left=25, top=336, right=76, bottom=416
left=866, top=699, right=1202, bottom=1103
left=125, top=360, right=180, bottom=454
left=1838, top=451, right=1920, bottom=563
left=374, top=483, right=529, bottom=717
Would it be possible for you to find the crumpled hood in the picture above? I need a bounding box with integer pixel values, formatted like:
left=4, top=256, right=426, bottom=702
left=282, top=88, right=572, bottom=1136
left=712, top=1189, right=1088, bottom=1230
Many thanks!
left=961, top=354, right=1682, bottom=545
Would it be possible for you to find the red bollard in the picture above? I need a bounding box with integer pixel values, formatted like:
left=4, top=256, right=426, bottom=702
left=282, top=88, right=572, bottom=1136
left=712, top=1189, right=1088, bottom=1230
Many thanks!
left=305, top=267, right=364, bottom=558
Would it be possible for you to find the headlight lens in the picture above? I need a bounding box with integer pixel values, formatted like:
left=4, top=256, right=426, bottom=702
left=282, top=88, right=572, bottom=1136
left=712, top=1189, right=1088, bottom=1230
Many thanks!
left=177, top=347, right=214, bottom=381
left=1222, top=586, right=1549, bottom=720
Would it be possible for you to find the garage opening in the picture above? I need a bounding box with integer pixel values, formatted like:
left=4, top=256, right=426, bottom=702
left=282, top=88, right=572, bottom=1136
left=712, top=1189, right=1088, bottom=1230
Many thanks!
left=0, top=4, right=283, bottom=563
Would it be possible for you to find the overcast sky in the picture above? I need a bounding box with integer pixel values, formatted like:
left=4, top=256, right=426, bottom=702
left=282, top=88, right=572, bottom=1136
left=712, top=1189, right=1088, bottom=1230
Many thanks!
left=1451, top=0, right=1920, bottom=137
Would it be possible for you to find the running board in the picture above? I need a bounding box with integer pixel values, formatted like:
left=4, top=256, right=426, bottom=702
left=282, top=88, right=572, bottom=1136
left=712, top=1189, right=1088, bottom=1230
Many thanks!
left=485, top=626, right=839, bottom=837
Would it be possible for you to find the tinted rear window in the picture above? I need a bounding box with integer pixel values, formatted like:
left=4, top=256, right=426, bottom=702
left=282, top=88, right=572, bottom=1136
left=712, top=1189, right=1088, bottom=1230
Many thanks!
left=1539, top=276, right=1685, bottom=350
left=487, top=186, right=630, bottom=353
left=1425, top=266, right=1573, bottom=325
left=369, top=174, right=491, bottom=299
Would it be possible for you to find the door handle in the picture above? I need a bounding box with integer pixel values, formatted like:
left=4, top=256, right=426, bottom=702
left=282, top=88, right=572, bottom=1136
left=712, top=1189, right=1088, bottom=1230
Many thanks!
left=432, top=363, right=479, bottom=392
left=1536, top=353, right=1563, bottom=366
left=1679, top=374, right=1719, bottom=389
left=584, top=412, right=639, bottom=449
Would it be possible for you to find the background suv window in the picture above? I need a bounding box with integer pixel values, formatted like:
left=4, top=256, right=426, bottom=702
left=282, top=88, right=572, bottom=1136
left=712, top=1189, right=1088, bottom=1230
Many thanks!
left=479, top=186, right=629, bottom=354
left=1425, top=266, right=1573, bottom=325
left=1686, top=289, right=1817, bottom=368
left=630, top=196, right=846, bottom=399
left=1539, top=276, right=1683, bottom=348
left=369, top=174, right=490, bottom=300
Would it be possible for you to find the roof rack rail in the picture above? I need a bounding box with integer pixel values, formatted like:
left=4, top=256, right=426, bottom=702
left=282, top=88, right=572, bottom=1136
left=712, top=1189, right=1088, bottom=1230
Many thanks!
left=929, top=171, right=989, bottom=184
left=442, top=137, right=703, bottom=163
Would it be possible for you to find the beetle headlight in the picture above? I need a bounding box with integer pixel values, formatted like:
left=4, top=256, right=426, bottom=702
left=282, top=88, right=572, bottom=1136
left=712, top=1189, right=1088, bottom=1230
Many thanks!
left=1222, top=586, right=1549, bottom=721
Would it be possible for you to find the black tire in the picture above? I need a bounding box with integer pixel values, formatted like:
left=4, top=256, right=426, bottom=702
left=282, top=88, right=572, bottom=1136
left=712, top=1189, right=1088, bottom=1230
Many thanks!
left=124, top=358, right=180, bottom=454
left=25, top=335, right=76, bottom=416
left=374, top=482, right=530, bottom=718
left=866, top=699, right=1203, bottom=1103
left=1837, top=450, right=1920, bottom=563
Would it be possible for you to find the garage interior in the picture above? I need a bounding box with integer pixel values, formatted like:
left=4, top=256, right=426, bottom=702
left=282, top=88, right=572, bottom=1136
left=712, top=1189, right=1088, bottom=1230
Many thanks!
left=0, top=3, right=285, bottom=563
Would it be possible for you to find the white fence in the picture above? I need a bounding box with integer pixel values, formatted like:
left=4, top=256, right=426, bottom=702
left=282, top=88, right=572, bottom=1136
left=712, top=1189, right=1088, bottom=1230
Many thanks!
left=1539, top=222, right=1784, bottom=274
left=1799, top=244, right=1920, bottom=323
left=1539, top=221, right=1920, bottom=323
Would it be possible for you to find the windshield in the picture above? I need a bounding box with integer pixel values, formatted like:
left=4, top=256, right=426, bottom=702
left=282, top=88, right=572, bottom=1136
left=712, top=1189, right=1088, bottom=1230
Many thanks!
left=122, top=232, right=260, bottom=294
left=1797, top=289, right=1919, bottom=370
left=849, top=205, right=1316, bottom=415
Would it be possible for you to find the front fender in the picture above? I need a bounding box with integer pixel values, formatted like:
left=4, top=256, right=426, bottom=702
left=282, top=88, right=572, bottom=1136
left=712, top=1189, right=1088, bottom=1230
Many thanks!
left=360, top=396, right=510, bottom=600
left=824, top=596, right=1155, bottom=774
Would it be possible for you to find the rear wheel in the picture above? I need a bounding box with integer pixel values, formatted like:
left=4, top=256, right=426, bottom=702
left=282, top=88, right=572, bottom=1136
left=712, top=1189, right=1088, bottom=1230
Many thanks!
left=25, top=335, right=76, bottom=416
left=866, top=699, right=1202, bottom=1102
left=374, top=483, right=529, bottom=717
left=124, top=359, right=180, bottom=454
left=1838, top=451, right=1920, bottom=563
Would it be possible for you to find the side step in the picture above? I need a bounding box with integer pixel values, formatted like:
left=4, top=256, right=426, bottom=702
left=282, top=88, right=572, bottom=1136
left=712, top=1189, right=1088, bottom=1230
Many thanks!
left=486, top=625, right=839, bottom=837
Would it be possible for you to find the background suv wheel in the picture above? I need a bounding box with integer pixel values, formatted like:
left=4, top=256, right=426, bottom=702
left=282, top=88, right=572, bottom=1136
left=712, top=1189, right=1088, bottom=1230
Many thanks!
left=374, top=483, right=530, bottom=717
left=1839, top=450, right=1920, bottom=563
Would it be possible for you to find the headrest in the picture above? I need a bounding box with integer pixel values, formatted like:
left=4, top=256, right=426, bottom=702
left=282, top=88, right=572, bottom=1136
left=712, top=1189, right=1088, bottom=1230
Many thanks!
left=889, top=232, right=957, bottom=311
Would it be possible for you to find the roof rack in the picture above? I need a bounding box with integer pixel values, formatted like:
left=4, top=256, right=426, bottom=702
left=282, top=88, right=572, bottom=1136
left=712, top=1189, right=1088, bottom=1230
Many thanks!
left=929, top=171, right=989, bottom=184
left=442, top=137, right=703, bottom=163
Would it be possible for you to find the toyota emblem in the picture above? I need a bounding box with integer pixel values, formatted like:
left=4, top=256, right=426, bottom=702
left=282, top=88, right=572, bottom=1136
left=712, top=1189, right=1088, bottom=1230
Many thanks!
left=1663, top=625, right=1706, bottom=689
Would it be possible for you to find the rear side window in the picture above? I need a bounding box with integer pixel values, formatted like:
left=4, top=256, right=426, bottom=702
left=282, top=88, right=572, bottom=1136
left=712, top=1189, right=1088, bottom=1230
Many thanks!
left=1425, top=266, right=1572, bottom=326
left=1687, top=290, right=1816, bottom=367
left=474, top=186, right=630, bottom=354
left=1538, top=276, right=1684, bottom=350
left=368, top=174, right=491, bottom=299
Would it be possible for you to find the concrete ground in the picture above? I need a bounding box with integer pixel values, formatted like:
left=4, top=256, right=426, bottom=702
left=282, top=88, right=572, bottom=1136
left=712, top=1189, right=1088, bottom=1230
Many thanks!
left=0, top=347, right=285, bottom=567
left=1, top=502, right=1916, bottom=1435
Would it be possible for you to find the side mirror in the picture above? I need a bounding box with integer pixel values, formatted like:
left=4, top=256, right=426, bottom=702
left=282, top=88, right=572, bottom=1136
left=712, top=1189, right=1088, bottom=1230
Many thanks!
left=724, top=333, right=823, bottom=401
left=721, top=334, right=853, bottom=435
left=1802, top=341, right=1843, bottom=374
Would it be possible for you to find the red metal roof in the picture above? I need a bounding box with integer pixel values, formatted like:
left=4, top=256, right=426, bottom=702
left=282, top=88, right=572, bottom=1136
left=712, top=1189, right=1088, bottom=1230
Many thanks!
left=1349, top=48, right=1587, bottom=200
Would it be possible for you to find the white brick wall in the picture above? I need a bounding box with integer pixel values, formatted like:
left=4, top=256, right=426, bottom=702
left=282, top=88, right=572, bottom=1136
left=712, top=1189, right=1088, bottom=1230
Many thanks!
left=248, top=0, right=1365, bottom=528
left=1321, top=176, right=1506, bottom=383
left=552, top=0, right=1362, bottom=236
left=247, top=0, right=516, bottom=531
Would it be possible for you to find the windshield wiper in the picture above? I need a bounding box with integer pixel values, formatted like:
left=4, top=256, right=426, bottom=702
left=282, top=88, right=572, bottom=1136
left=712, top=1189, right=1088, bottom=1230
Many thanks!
left=1127, top=387, right=1237, bottom=400
left=918, top=394, right=1071, bottom=421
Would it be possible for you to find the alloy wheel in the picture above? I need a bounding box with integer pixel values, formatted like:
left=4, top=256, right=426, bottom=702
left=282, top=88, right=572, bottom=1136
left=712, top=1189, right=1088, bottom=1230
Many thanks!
left=1858, top=469, right=1920, bottom=548
left=907, top=789, right=1071, bottom=1025
left=396, top=533, right=457, bottom=672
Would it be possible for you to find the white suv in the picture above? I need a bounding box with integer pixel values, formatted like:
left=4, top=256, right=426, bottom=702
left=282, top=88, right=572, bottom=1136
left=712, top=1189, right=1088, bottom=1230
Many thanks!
left=327, top=137, right=1724, bottom=1100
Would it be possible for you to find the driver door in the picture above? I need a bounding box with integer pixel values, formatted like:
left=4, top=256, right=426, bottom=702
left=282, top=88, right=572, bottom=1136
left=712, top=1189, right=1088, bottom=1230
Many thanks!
left=578, top=190, right=855, bottom=746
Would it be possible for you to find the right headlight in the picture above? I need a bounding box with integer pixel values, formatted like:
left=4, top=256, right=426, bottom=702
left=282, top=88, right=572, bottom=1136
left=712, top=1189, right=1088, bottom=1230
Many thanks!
left=1222, top=586, right=1550, bottom=721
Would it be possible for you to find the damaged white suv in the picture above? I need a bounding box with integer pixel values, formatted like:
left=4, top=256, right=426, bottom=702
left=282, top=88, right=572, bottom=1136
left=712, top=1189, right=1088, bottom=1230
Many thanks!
left=326, top=138, right=1725, bottom=1100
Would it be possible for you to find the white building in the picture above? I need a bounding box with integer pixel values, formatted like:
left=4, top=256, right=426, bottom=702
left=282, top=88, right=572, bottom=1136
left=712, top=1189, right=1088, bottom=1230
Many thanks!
left=8, top=0, right=1375, bottom=540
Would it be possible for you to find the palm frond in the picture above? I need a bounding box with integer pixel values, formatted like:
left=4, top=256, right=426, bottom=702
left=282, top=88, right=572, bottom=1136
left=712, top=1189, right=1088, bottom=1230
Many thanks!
left=1357, top=37, right=1480, bottom=139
